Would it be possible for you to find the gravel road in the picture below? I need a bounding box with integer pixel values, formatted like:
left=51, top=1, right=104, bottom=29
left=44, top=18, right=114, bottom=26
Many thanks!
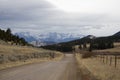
left=0, top=54, right=80, bottom=80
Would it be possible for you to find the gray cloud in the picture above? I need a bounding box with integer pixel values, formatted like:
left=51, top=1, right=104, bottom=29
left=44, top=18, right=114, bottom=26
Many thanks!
left=0, top=0, right=120, bottom=36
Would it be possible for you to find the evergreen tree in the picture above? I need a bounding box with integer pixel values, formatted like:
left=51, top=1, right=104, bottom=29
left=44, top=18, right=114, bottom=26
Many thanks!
left=0, top=28, right=28, bottom=45
left=83, top=43, right=87, bottom=49
left=6, top=28, right=12, bottom=41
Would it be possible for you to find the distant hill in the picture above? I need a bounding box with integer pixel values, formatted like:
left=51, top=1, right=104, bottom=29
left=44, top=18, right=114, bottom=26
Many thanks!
left=113, top=31, right=120, bottom=36
left=83, top=35, right=96, bottom=39
left=109, top=31, right=120, bottom=42
left=41, top=31, right=120, bottom=52
left=62, top=31, right=120, bottom=45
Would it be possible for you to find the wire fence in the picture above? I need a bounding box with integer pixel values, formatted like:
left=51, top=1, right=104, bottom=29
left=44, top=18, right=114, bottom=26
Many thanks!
left=93, top=52, right=120, bottom=68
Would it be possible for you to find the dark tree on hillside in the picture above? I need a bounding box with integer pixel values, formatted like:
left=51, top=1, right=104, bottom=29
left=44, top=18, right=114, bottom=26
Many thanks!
left=83, top=43, right=87, bottom=49
left=0, top=28, right=28, bottom=45
left=19, top=38, right=27, bottom=45
left=0, top=29, right=6, bottom=40
left=91, top=40, right=114, bottom=50
left=6, top=28, right=12, bottom=41
left=79, top=44, right=82, bottom=49
left=89, top=42, right=93, bottom=52
left=6, top=28, right=11, bottom=35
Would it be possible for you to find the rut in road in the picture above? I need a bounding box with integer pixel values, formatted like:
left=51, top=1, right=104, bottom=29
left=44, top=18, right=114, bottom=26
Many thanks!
left=0, top=54, right=80, bottom=80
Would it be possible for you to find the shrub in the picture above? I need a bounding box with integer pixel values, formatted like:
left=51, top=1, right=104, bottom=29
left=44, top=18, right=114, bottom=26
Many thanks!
left=8, top=55, right=18, bottom=62
left=81, top=52, right=95, bottom=58
left=0, top=54, right=4, bottom=64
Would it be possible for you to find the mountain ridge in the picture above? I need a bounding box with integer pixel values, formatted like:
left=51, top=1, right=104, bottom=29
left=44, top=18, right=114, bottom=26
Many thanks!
left=41, top=31, right=120, bottom=52
left=15, top=32, right=84, bottom=46
left=113, top=31, right=120, bottom=36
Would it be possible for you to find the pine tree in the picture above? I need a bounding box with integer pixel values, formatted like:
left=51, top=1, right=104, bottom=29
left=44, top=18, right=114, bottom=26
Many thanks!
left=6, top=28, right=12, bottom=41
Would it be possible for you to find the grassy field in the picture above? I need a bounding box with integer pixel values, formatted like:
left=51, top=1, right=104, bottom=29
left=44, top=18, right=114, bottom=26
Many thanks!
left=76, top=42, right=120, bottom=80
left=0, top=44, right=63, bottom=70
left=76, top=53, right=120, bottom=80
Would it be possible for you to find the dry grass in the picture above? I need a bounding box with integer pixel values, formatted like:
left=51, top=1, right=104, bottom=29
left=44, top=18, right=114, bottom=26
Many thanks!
left=0, top=44, right=63, bottom=70
left=75, top=42, right=120, bottom=80
left=114, top=42, right=120, bottom=47
left=0, top=44, right=46, bottom=54
left=94, top=47, right=120, bottom=53
left=76, top=53, right=120, bottom=80
left=0, top=54, right=63, bottom=70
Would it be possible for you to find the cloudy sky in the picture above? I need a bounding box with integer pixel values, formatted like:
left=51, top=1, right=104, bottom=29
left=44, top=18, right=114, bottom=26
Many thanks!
left=0, top=0, right=120, bottom=36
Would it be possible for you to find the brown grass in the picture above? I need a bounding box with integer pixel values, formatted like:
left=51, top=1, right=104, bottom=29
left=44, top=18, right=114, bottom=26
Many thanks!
left=0, top=44, right=47, bottom=54
left=114, top=42, right=120, bottom=47
left=94, top=47, right=120, bottom=53
left=76, top=53, right=120, bottom=80
left=0, top=44, right=63, bottom=70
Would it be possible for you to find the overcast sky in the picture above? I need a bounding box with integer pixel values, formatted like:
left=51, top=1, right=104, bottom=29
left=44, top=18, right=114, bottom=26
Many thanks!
left=0, top=0, right=120, bottom=36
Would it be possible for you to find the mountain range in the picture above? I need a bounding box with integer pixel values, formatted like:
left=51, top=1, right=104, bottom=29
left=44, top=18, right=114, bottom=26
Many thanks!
left=41, top=31, right=120, bottom=52
left=113, top=31, right=120, bottom=37
left=15, top=32, right=84, bottom=46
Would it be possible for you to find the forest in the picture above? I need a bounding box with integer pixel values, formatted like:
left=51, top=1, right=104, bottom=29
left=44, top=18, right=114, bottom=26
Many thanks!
left=0, top=28, right=28, bottom=45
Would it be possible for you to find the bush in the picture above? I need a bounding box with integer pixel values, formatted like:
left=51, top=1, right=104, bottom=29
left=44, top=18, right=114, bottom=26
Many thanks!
left=8, top=55, right=18, bottom=62
left=0, top=51, right=58, bottom=64
left=81, top=52, right=95, bottom=58
left=0, top=54, right=4, bottom=64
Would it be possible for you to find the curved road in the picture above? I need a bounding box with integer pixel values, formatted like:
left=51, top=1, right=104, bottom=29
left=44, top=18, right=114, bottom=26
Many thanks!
left=0, top=54, right=80, bottom=80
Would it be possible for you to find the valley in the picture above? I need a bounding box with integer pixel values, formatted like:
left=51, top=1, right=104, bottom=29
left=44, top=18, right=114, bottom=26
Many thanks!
left=0, top=28, right=120, bottom=80
left=0, top=0, right=120, bottom=80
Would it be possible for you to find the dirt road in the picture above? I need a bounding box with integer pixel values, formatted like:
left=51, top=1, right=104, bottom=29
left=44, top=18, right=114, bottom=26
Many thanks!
left=0, top=54, right=79, bottom=80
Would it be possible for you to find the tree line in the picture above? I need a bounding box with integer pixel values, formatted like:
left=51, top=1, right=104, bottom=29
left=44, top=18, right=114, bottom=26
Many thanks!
left=0, top=28, right=28, bottom=45
left=90, top=37, right=114, bottom=50
left=41, top=35, right=116, bottom=52
left=41, top=44, right=73, bottom=52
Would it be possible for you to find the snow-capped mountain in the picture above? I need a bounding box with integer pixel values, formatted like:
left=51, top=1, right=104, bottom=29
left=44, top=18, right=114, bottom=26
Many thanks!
left=38, top=32, right=84, bottom=42
left=15, top=32, right=36, bottom=42
left=15, top=32, right=84, bottom=46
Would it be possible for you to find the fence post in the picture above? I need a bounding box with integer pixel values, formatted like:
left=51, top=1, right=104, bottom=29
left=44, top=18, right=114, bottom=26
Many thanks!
left=109, top=56, right=112, bottom=66
left=103, top=55, right=104, bottom=63
left=106, top=55, right=108, bottom=64
left=101, top=55, right=102, bottom=61
left=115, top=55, right=117, bottom=68
left=99, top=55, right=101, bottom=61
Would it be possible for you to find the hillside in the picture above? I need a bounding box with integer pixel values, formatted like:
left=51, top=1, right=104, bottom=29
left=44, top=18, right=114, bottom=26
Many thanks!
left=0, top=28, right=63, bottom=70
left=0, top=43, right=63, bottom=70
left=113, top=31, right=120, bottom=36
left=41, top=31, right=120, bottom=52
left=62, top=31, right=120, bottom=45
left=0, top=28, right=28, bottom=46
